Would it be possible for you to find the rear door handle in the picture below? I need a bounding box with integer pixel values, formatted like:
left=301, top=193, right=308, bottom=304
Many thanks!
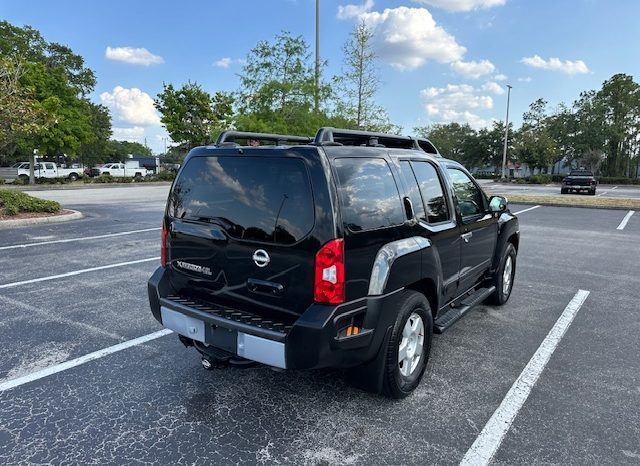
left=461, top=232, right=473, bottom=243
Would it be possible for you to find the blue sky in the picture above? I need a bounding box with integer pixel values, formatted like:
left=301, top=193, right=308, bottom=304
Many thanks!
left=3, top=0, right=639, bottom=154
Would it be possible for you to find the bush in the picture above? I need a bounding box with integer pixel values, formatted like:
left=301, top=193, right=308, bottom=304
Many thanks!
left=0, top=189, right=61, bottom=216
left=156, top=170, right=177, bottom=182
left=91, top=174, right=115, bottom=183
left=35, top=176, right=72, bottom=185
left=598, top=176, right=640, bottom=185
left=528, top=174, right=553, bottom=184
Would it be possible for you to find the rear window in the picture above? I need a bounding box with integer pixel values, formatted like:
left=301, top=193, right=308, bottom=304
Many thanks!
left=333, top=158, right=404, bottom=232
left=169, top=156, right=314, bottom=245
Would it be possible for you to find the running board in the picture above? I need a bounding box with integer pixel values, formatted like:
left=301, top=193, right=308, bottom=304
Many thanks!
left=434, top=286, right=496, bottom=334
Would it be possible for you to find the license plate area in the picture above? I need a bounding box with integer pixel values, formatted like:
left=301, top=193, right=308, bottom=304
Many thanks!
left=161, top=306, right=206, bottom=343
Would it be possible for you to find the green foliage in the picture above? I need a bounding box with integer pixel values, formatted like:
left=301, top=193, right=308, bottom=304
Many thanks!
left=78, top=104, right=113, bottom=166
left=0, top=21, right=96, bottom=96
left=155, top=82, right=233, bottom=150
left=104, top=139, right=152, bottom=160
left=0, top=189, right=61, bottom=216
left=332, top=21, right=396, bottom=132
left=156, top=170, right=177, bottom=182
left=0, top=21, right=99, bottom=163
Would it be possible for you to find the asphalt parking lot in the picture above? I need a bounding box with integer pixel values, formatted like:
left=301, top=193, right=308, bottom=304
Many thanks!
left=0, top=186, right=639, bottom=465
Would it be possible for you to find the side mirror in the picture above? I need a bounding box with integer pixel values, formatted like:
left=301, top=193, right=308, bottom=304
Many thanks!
left=489, top=195, right=508, bottom=213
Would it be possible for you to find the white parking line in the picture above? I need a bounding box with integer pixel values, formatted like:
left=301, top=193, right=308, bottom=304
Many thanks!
left=616, top=211, right=635, bottom=230
left=0, top=329, right=173, bottom=392
left=512, top=205, right=541, bottom=215
left=459, top=289, right=590, bottom=466
left=0, top=257, right=159, bottom=289
left=0, top=227, right=161, bottom=251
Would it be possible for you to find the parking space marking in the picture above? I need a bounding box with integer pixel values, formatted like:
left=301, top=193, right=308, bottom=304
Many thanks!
left=459, top=289, right=590, bottom=466
left=0, top=257, right=159, bottom=290
left=616, top=211, right=635, bottom=230
left=512, top=205, right=541, bottom=215
left=0, top=227, right=161, bottom=251
left=0, top=329, right=173, bottom=392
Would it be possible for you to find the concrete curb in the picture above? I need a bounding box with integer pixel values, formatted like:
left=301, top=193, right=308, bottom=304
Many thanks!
left=0, top=209, right=83, bottom=229
left=2, top=181, right=172, bottom=192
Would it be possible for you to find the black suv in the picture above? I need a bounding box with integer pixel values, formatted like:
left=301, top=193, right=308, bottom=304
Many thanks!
left=148, top=128, right=520, bottom=398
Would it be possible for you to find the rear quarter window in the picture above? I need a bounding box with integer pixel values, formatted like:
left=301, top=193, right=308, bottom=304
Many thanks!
left=333, top=157, right=404, bottom=232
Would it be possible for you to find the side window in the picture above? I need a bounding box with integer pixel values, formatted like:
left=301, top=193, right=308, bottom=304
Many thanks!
left=333, top=158, right=404, bottom=232
left=45, top=163, right=55, bottom=169
left=447, top=168, right=485, bottom=217
left=397, top=161, right=426, bottom=221
left=411, top=161, right=450, bottom=223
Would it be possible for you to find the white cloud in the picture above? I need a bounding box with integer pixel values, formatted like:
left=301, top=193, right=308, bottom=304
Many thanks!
left=112, top=126, right=145, bottom=143
left=100, top=86, right=161, bottom=126
left=214, top=57, right=233, bottom=68
left=412, top=0, right=506, bottom=12
left=521, top=55, right=589, bottom=75
left=420, top=83, right=493, bottom=129
left=451, top=59, right=495, bottom=79
left=494, top=73, right=508, bottom=81
left=337, top=0, right=375, bottom=19
left=518, top=76, right=532, bottom=82
left=105, top=46, right=164, bottom=66
left=356, top=7, right=466, bottom=70
left=481, top=81, right=505, bottom=94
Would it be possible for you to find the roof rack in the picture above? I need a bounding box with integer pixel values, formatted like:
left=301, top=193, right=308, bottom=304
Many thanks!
left=215, top=131, right=312, bottom=147
left=313, top=127, right=422, bottom=150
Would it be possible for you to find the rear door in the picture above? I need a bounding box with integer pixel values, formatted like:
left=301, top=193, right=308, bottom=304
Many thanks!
left=166, top=152, right=319, bottom=320
left=397, top=159, right=460, bottom=302
left=445, top=167, right=498, bottom=292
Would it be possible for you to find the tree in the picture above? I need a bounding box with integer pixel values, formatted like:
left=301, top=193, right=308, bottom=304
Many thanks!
left=333, top=21, right=394, bottom=132
left=18, top=62, right=95, bottom=157
left=415, top=123, right=475, bottom=163
left=0, top=58, right=44, bottom=163
left=155, top=83, right=234, bottom=151
left=0, top=21, right=96, bottom=96
left=78, top=104, right=112, bottom=166
left=236, top=31, right=339, bottom=135
left=104, top=140, right=152, bottom=160
left=593, top=74, right=640, bottom=176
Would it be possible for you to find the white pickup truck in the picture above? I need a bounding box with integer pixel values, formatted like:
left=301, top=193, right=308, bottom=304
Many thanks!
left=0, top=161, right=85, bottom=182
left=91, top=161, right=150, bottom=178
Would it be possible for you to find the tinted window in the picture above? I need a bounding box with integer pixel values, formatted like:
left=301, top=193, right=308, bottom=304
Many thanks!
left=333, top=158, right=403, bottom=231
left=398, top=161, right=426, bottom=220
left=412, top=161, right=450, bottom=223
left=45, top=163, right=55, bottom=169
left=447, top=168, right=485, bottom=217
left=169, top=156, right=314, bottom=245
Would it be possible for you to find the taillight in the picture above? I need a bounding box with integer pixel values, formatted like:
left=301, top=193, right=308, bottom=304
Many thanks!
left=314, top=239, right=345, bottom=304
left=161, top=222, right=168, bottom=267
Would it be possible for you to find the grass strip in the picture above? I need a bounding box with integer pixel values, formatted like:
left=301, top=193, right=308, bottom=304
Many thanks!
left=492, top=192, right=640, bottom=210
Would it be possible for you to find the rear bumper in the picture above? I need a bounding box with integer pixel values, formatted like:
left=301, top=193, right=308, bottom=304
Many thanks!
left=147, top=267, right=399, bottom=370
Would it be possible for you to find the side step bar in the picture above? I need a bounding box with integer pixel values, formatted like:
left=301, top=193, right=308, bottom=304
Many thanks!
left=434, top=286, right=496, bottom=334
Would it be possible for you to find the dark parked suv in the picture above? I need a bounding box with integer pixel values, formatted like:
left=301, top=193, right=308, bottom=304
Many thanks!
left=148, top=128, right=520, bottom=398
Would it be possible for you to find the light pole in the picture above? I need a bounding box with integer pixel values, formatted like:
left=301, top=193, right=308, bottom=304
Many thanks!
left=501, top=84, right=513, bottom=180
left=314, top=0, right=320, bottom=113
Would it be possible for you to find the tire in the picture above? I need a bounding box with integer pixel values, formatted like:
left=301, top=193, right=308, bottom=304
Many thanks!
left=560, top=188, right=567, bottom=194
left=381, top=291, right=433, bottom=399
left=590, top=188, right=596, bottom=196
left=68, top=173, right=78, bottom=181
left=18, top=174, right=29, bottom=183
left=487, top=243, right=517, bottom=306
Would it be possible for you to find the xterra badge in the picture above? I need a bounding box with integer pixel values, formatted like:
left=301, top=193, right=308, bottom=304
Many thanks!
left=175, top=260, right=212, bottom=276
